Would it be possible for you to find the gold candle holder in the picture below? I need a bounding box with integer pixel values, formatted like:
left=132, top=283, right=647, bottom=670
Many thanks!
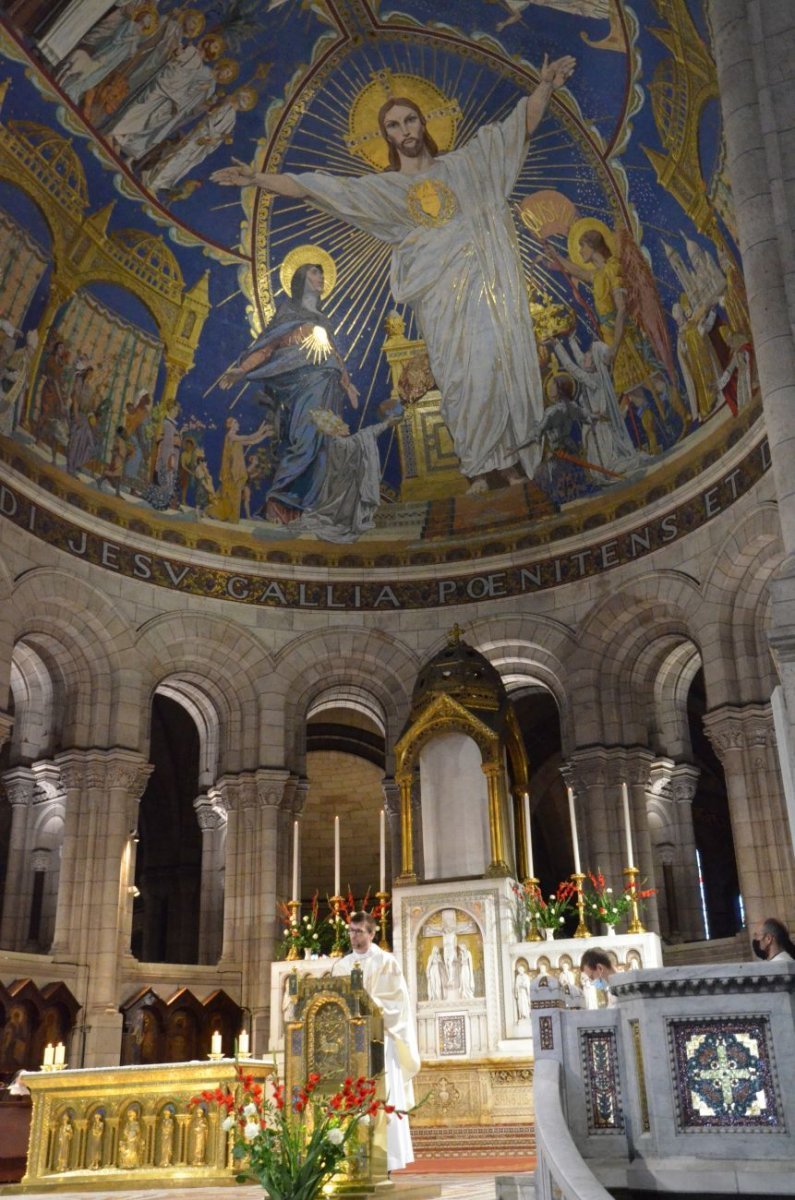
left=376, top=890, right=391, bottom=951
left=624, top=866, right=647, bottom=933
left=286, top=898, right=301, bottom=960
left=329, top=895, right=345, bottom=957
left=208, top=1051, right=224, bottom=1062
left=571, top=872, right=591, bottom=939
left=523, top=877, right=543, bottom=941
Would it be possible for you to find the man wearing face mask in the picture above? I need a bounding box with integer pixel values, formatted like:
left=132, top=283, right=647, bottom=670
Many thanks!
left=751, top=917, right=795, bottom=961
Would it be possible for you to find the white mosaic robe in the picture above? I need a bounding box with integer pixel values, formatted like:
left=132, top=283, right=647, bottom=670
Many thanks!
left=287, top=98, right=545, bottom=480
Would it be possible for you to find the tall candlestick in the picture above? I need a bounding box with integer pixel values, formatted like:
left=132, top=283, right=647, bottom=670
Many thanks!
left=291, top=819, right=299, bottom=903
left=522, top=793, right=534, bottom=880
left=567, top=786, right=581, bottom=875
left=622, top=782, right=635, bottom=867
left=379, top=809, right=386, bottom=894
left=334, top=814, right=340, bottom=896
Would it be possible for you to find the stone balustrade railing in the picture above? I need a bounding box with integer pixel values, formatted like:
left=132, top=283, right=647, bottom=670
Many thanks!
left=510, top=962, right=795, bottom=1199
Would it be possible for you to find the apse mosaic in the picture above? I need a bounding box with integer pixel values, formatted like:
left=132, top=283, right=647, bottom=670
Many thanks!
left=0, top=0, right=765, bottom=601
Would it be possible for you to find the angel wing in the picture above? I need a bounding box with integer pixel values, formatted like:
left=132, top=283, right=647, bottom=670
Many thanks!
left=616, top=230, right=676, bottom=382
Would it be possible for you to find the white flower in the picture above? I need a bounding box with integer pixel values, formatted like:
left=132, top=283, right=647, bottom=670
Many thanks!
left=243, top=1102, right=258, bottom=1117
left=243, top=1121, right=260, bottom=1142
left=605, top=887, right=613, bottom=894
left=221, top=1115, right=235, bottom=1132
left=558, top=916, right=565, bottom=924
left=326, top=1126, right=345, bottom=1146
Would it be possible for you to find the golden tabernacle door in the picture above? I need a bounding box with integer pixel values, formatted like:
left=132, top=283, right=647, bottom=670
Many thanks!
left=284, top=971, right=387, bottom=1191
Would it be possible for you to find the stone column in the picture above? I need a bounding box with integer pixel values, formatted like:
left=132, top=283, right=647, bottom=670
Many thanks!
left=381, top=777, right=401, bottom=887
left=0, top=767, right=36, bottom=949
left=193, top=792, right=227, bottom=965
left=50, top=748, right=153, bottom=1066
left=711, top=1, right=795, bottom=806
left=218, top=767, right=291, bottom=1056
left=563, top=746, right=660, bottom=933
left=703, top=703, right=795, bottom=934
left=645, top=760, right=703, bottom=942
left=31, top=761, right=66, bottom=952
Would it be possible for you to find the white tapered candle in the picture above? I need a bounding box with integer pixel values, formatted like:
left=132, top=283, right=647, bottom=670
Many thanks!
left=334, top=814, right=340, bottom=896
left=238, top=1029, right=249, bottom=1056
left=379, top=809, right=386, bottom=893
left=54, top=1042, right=65, bottom=1066
left=567, top=786, right=581, bottom=875
left=291, top=819, right=299, bottom=903
left=523, top=793, right=534, bottom=880
left=211, top=1030, right=222, bottom=1056
left=622, top=781, right=635, bottom=867
left=43, top=1043, right=54, bottom=1067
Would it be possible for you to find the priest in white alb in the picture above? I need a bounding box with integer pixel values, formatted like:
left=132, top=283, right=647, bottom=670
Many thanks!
left=331, top=911, right=420, bottom=1171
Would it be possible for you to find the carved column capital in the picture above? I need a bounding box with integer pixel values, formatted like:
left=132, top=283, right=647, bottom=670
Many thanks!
left=193, top=794, right=226, bottom=833
left=30, top=847, right=51, bottom=872
left=254, top=767, right=292, bottom=809
left=646, top=758, right=700, bottom=805
left=702, top=703, right=774, bottom=761
left=31, top=761, right=66, bottom=804
left=1, top=766, right=37, bottom=807
left=563, top=745, right=655, bottom=794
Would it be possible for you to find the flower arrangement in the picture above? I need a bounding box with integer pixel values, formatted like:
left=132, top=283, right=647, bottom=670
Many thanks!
left=276, top=890, right=390, bottom=959
left=194, top=1066, right=403, bottom=1200
left=276, top=892, right=331, bottom=959
left=585, top=870, right=656, bottom=928
left=514, top=880, right=577, bottom=932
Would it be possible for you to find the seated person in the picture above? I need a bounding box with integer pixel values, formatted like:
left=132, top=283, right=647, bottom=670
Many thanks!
left=580, top=948, right=617, bottom=1008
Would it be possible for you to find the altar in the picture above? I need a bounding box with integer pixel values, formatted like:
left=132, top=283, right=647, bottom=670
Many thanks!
left=17, top=1057, right=274, bottom=1191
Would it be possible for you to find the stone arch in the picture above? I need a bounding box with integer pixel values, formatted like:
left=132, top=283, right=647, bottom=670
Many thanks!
left=9, top=641, right=55, bottom=762
left=465, top=613, right=578, bottom=754
left=571, top=571, right=703, bottom=747
left=699, top=504, right=783, bottom=705
left=134, top=613, right=275, bottom=774
left=275, top=627, right=419, bottom=775
left=8, top=568, right=136, bottom=749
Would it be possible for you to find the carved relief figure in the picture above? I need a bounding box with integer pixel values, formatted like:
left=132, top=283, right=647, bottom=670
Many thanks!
left=54, top=1112, right=74, bottom=1172
left=87, top=1110, right=105, bottom=1170
left=514, top=962, right=531, bottom=1021
left=158, top=1108, right=176, bottom=1167
left=189, top=1106, right=209, bottom=1166
left=118, top=1106, right=143, bottom=1169
left=425, top=946, right=444, bottom=1001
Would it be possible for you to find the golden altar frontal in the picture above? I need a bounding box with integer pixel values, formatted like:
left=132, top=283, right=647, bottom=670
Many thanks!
left=16, top=1057, right=274, bottom=1191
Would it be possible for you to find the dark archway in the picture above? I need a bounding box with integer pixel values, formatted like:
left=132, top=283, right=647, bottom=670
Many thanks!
left=132, top=694, right=202, bottom=964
